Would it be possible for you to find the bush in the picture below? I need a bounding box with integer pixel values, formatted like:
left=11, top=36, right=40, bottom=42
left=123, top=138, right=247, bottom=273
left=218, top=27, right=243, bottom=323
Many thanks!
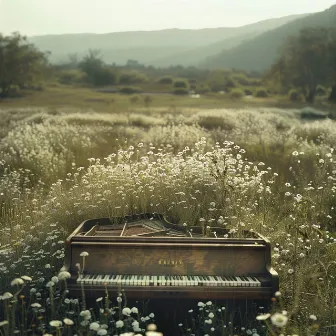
left=254, top=88, right=269, bottom=98
left=172, top=88, right=189, bottom=95
left=244, top=89, right=253, bottom=96
left=92, top=67, right=119, bottom=86
left=288, top=89, right=302, bottom=102
left=119, top=71, right=148, bottom=85
left=119, top=86, right=143, bottom=94
left=224, top=77, right=236, bottom=89
left=129, top=95, right=140, bottom=104
left=7, top=85, right=22, bottom=97
left=197, top=84, right=211, bottom=94
left=229, top=88, right=244, bottom=99
left=316, top=84, right=327, bottom=96
left=157, top=76, right=174, bottom=85
left=143, top=95, right=152, bottom=107
left=58, top=70, right=87, bottom=85
left=173, top=79, right=189, bottom=89
left=300, top=107, right=328, bottom=120
left=233, top=74, right=250, bottom=86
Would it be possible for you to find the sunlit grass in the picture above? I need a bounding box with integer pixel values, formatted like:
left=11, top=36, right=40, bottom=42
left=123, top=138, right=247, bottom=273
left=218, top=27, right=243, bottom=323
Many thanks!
left=0, top=105, right=335, bottom=335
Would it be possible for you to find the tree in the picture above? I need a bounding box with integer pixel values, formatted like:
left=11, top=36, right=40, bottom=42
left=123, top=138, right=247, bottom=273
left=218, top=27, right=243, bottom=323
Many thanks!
left=327, top=31, right=336, bottom=102
left=79, top=49, right=118, bottom=86
left=0, top=32, right=49, bottom=99
left=265, top=27, right=336, bottom=103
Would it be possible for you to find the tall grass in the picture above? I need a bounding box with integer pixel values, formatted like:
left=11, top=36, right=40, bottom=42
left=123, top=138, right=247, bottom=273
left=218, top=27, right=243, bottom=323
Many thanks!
left=0, top=106, right=335, bottom=335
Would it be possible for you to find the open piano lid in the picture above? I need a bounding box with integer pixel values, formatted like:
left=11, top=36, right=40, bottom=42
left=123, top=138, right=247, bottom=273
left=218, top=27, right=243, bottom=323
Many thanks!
left=71, top=213, right=264, bottom=241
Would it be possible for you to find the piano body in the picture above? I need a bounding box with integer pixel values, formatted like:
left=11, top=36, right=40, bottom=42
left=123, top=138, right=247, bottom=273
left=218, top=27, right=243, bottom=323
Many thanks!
left=62, top=213, right=279, bottom=301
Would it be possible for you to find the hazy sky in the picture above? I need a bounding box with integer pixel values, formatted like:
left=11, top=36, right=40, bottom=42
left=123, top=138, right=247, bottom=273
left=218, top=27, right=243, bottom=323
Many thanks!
left=0, top=0, right=335, bottom=36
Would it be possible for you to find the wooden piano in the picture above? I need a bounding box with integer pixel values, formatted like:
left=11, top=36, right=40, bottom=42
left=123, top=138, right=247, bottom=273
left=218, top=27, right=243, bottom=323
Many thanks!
left=62, top=213, right=279, bottom=301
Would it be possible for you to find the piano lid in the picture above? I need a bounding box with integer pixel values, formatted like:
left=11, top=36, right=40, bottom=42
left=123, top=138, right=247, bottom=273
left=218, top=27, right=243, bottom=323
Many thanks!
left=72, top=213, right=262, bottom=240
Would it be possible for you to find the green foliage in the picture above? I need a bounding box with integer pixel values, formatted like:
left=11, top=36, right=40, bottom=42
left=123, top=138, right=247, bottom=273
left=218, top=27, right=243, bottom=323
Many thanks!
left=315, top=84, right=327, bottom=96
left=244, top=88, right=253, bottom=95
left=173, top=79, right=189, bottom=89
left=300, top=106, right=328, bottom=120
left=143, top=95, right=153, bottom=107
left=157, top=76, right=174, bottom=84
left=58, top=69, right=88, bottom=85
left=129, top=95, right=140, bottom=104
left=197, top=83, right=211, bottom=94
left=232, top=73, right=250, bottom=85
left=254, top=88, right=269, bottom=98
left=288, top=88, right=302, bottom=102
left=119, top=70, right=149, bottom=84
left=172, top=88, right=189, bottom=95
left=329, top=85, right=336, bottom=102
left=206, top=70, right=229, bottom=92
left=119, top=86, right=143, bottom=94
left=265, top=27, right=336, bottom=103
left=0, top=32, right=49, bottom=99
left=229, top=88, right=244, bottom=99
left=79, top=49, right=118, bottom=86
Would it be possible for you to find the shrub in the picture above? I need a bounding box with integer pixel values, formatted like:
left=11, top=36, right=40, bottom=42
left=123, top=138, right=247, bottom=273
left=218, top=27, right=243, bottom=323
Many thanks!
left=157, top=76, right=174, bottom=85
left=7, top=85, right=22, bottom=97
left=172, top=88, right=189, bottom=95
left=244, top=89, right=253, bottom=95
left=173, top=79, right=189, bottom=89
left=288, top=89, right=302, bottom=102
left=143, top=95, right=152, bottom=107
left=58, top=69, right=87, bottom=85
left=254, top=88, right=269, bottom=98
left=197, top=84, right=211, bottom=94
left=224, top=77, right=236, bottom=89
left=229, top=88, right=244, bottom=99
left=233, top=74, right=250, bottom=86
left=119, top=71, right=148, bottom=85
left=316, top=84, right=327, bottom=96
left=119, top=86, right=143, bottom=94
left=129, top=95, right=140, bottom=104
left=300, top=107, right=328, bottom=120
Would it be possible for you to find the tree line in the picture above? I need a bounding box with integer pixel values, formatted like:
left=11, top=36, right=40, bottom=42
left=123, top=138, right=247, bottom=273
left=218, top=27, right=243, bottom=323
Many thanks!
left=264, top=27, right=336, bottom=103
left=0, top=27, right=336, bottom=103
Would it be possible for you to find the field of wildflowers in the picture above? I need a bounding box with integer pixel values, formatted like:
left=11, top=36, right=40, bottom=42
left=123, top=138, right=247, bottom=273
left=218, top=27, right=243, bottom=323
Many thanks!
left=0, top=105, right=335, bottom=335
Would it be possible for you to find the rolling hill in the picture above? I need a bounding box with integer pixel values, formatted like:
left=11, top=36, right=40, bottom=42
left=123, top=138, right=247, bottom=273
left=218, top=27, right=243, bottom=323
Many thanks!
left=27, top=14, right=306, bottom=66
left=150, top=14, right=308, bottom=67
left=200, top=4, right=336, bottom=72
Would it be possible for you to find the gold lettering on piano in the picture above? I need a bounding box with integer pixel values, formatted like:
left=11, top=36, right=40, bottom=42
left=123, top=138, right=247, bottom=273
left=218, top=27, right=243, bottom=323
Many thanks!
left=158, top=259, right=184, bottom=267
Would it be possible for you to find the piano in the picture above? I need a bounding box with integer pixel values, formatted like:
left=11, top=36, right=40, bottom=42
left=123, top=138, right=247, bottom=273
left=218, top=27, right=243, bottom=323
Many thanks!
left=62, top=213, right=279, bottom=301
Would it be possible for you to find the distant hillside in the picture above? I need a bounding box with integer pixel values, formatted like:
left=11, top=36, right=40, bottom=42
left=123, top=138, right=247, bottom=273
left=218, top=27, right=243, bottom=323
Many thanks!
left=200, top=5, right=336, bottom=72
left=150, top=14, right=308, bottom=67
left=27, top=14, right=306, bottom=66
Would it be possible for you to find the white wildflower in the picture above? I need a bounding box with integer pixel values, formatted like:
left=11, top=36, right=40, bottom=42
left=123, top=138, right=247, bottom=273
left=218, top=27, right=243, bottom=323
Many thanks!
left=271, top=313, right=288, bottom=327
left=122, top=307, right=131, bottom=316
left=49, top=320, right=62, bottom=327
left=116, top=320, right=124, bottom=328
left=97, top=330, right=108, bottom=336
left=63, top=318, right=74, bottom=325
left=58, top=271, right=71, bottom=280
left=90, top=322, right=100, bottom=331
left=256, top=313, right=271, bottom=320
left=131, top=307, right=139, bottom=314
left=11, top=278, right=24, bottom=286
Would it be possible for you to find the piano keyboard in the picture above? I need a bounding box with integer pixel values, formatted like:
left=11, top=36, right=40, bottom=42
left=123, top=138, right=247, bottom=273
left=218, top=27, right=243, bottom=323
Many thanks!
left=77, top=274, right=261, bottom=287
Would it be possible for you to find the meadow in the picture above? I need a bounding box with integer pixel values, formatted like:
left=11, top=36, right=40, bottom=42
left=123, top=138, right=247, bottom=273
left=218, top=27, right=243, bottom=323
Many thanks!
left=0, top=92, right=335, bottom=336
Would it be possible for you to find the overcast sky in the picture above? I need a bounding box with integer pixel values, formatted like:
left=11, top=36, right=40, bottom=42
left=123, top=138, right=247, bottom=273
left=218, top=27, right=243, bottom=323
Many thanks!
left=0, top=0, right=335, bottom=36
